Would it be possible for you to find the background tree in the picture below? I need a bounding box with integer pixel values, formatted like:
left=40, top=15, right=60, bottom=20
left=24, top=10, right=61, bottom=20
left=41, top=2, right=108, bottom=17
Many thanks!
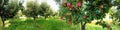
left=22, top=1, right=40, bottom=25
left=22, top=2, right=53, bottom=25
left=39, top=2, right=54, bottom=18
left=0, top=0, right=20, bottom=27
left=59, top=0, right=117, bottom=30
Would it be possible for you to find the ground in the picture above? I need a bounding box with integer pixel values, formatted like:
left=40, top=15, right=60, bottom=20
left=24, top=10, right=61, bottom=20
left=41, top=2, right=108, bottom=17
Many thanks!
left=0, top=17, right=120, bottom=30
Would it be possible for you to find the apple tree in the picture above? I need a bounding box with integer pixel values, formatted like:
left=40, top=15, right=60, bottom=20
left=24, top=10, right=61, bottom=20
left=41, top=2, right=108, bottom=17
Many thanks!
left=22, top=1, right=40, bottom=25
left=59, top=0, right=116, bottom=30
left=39, top=2, right=54, bottom=18
left=0, top=0, right=21, bottom=27
left=22, top=2, right=53, bottom=25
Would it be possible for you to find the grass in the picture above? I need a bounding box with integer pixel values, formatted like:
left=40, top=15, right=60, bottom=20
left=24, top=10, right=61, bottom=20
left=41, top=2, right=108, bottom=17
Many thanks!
left=0, top=17, right=120, bottom=30
left=0, top=19, right=2, bottom=30
left=4, top=17, right=71, bottom=30
left=86, top=24, right=107, bottom=30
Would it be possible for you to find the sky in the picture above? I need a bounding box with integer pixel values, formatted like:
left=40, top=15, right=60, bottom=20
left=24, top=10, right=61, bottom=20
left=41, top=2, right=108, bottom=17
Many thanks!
left=22, top=0, right=59, bottom=12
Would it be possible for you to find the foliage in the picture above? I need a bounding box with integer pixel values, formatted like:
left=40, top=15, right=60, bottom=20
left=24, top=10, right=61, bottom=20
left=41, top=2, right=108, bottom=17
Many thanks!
left=110, top=0, right=120, bottom=25
left=60, top=0, right=113, bottom=24
left=111, top=6, right=120, bottom=25
left=39, top=2, right=54, bottom=18
left=59, top=0, right=117, bottom=30
left=22, top=2, right=53, bottom=18
left=0, top=0, right=20, bottom=27
left=22, top=2, right=39, bottom=18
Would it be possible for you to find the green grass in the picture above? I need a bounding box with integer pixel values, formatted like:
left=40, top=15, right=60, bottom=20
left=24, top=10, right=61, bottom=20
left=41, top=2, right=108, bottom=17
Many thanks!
left=86, top=24, right=107, bottom=30
left=4, top=18, right=72, bottom=30
left=0, top=19, right=2, bottom=30
left=111, top=25, right=120, bottom=30
left=0, top=17, right=120, bottom=30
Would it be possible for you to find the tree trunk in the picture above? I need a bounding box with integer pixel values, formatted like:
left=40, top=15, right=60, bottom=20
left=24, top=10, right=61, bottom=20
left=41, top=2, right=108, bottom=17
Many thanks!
left=1, top=18, right=6, bottom=30
left=81, top=22, right=86, bottom=30
left=33, top=17, right=36, bottom=25
left=1, top=18, right=5, bottom=27
left=45, top=16, right=47, bottom=19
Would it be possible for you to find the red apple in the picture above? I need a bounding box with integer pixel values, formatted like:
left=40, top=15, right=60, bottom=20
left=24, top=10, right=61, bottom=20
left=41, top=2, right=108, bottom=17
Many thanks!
left=67, top=3, right=72, bottom=10
left=67, top=3, right=71, bottom=7
left=83, top=16, right=87, bottom=19
left=76, top=1, right=81, bottom=7
left=100, top=4, right=103, bottom=9
left=106, top=25, right=110, bottom=29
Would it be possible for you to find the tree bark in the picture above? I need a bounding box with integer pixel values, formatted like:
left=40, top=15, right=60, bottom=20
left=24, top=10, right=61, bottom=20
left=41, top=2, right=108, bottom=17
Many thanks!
left=1, top=18, right=6, bottom=30
left=33, top=16, right=36, bottom=25
left=2, top=20, right=5, bottom=27
left=81, top=22, right=86, bottom=30
left=1, top=18, right=5, bottom=27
